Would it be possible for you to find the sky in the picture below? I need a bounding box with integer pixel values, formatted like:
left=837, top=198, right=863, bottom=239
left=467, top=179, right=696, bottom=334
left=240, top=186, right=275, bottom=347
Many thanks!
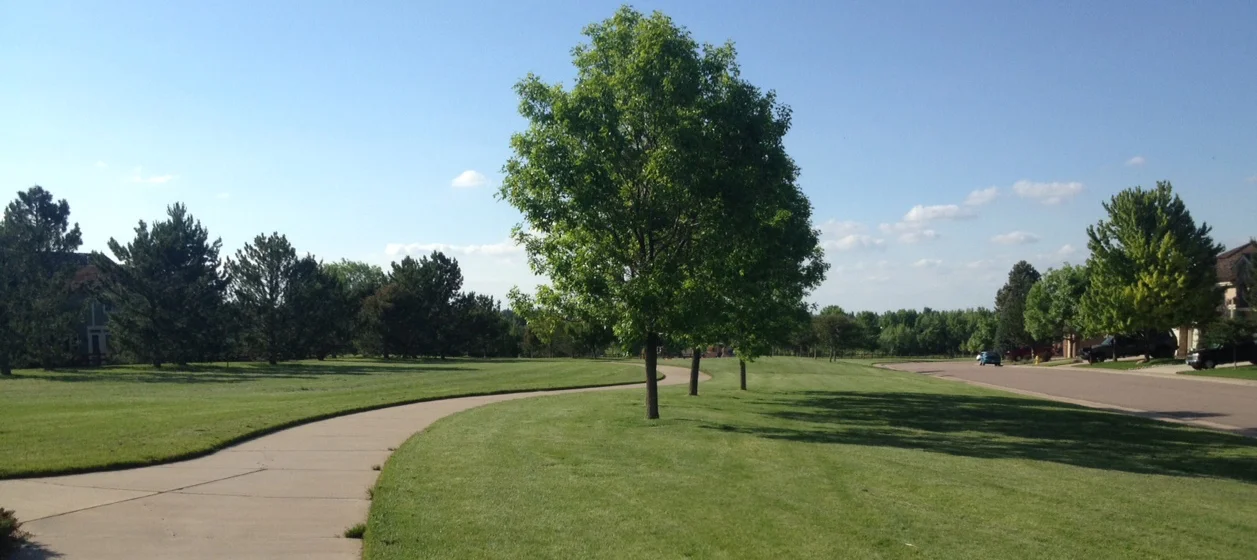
left=3, top=1, right=1255, bottom=312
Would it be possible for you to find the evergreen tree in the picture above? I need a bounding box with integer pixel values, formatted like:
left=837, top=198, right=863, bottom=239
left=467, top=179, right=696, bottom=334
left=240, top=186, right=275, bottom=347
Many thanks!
left=1078, top=182, right=1224, bottom=348
left=228, top=233, right=298, bottom=364
left=289, top=257, right=352, bottom=360
left=994, top=261, right=1041, bottom=349
left=0, top=186, right=84, bottom=374
left=95, top=204, right=228, bottom=367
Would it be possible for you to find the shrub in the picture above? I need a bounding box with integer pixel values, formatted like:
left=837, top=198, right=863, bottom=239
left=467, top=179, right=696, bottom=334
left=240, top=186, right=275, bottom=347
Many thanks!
left=1, top=508, right=29, bottom=556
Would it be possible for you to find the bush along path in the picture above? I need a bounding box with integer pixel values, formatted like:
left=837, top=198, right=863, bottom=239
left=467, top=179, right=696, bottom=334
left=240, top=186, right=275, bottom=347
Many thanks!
left=0, top=365, right=701, bottom=560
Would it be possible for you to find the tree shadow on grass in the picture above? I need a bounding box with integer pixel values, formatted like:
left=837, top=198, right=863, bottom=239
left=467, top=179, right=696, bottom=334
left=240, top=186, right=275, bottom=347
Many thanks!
left=707, top=391, right=1257, bottom=484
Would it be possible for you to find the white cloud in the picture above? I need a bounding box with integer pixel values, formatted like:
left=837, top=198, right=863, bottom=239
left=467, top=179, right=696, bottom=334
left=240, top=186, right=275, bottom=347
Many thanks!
left=899, top=229, right=940, bottom=244
left=451, top=170, right=489, bottom=189
left=94, top=161, right=108, bottom=168
left=964, top=187, right=999, bottom=206
left=1012, top=180, right=1084, bottom=205
left=385, top=239, right=524, bottom=258
left=1125, top=155, right=1146, bottom=167
left=824, top=234, right=887, bottom=252
left=991, top=231, right=1042, bottom=245
left=913, top=258, right=943, bottom=268
left=128, top=166, right=176, bottom=184
left=903, top=204, right=976, bottom=223
left=966, top=259, right=996, bottom=270
left=1056, top=244, right=1077, bottom=257
left=819, top=220, right=865, bottom=237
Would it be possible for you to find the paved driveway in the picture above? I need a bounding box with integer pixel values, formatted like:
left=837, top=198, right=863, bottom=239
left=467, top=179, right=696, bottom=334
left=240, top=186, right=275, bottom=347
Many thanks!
left=883, top=361, right=1257, bottom=436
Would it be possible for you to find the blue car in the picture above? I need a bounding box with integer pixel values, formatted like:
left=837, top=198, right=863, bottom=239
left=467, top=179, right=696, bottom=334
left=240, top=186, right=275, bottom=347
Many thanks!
left=977, top=351, right=1002, bottom=366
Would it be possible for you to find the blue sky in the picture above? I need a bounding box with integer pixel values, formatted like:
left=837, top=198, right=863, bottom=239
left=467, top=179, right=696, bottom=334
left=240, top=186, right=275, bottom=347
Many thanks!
left=3, top=1, right=1254, bottom=311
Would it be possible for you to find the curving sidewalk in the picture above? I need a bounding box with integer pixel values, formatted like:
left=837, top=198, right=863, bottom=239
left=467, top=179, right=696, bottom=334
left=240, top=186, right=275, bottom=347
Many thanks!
left=1, top=364, right=703, bottom=560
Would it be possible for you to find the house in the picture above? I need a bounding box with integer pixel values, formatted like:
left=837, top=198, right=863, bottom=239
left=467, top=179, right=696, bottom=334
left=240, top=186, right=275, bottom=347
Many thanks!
left=1175, top=240, right=1256, bottom=356
left=64, top=253, right=112, bottom=365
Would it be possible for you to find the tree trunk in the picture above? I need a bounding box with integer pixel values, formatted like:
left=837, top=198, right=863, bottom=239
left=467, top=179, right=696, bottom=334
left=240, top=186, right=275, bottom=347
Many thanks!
left=739, top=359, right=747, bottom=391
left=644, top=332, right=660, bottom=419
left=689, top=347, right=701, bottom=396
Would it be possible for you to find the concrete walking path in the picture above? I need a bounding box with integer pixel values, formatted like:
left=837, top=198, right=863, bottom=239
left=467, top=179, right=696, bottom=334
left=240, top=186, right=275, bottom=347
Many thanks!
left=1, top=365, right=701, bottom=560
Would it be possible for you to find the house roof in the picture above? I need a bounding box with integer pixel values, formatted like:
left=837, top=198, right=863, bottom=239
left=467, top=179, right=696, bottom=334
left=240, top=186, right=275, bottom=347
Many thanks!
left=1217, top=240, right=1257, bottom=284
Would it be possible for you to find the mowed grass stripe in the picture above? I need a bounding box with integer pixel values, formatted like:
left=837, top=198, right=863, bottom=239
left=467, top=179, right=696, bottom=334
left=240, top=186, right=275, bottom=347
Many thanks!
left=366, top=357, right=1257, bottom=560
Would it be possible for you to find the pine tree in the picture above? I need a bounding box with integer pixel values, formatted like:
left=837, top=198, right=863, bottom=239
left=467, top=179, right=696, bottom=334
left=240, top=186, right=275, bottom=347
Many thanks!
left=994, top=261, right=1041, bottom=349
left=0, top=186, right=84, bottom=374
left=228, top=233, right=298, bottom=364
left=95, top=204, right=228, bottom=367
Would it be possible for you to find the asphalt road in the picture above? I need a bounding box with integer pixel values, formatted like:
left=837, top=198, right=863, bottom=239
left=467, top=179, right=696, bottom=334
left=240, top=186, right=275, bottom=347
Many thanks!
left=883, top=361, right=1257, bottom=436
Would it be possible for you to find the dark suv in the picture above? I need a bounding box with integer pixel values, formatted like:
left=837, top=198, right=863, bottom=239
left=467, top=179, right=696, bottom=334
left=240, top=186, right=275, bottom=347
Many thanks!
left=1080, top=332, right=1177, bottom=363
left=1187, top=342, right=1257, bottom=370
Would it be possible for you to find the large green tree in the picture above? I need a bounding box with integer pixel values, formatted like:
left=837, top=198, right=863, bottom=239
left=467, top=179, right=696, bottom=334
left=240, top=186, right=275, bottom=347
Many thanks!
left=325, top=260, right=387, bottom=354
left=813, top=306, right=857, bottom=362
left=1024, top=264, right=1089, bottom=344
left=228, top=233, right=298, bottom=364
left=1078, top=182, right=1224, bottom=348
left=95, top=204, right=228, bottom=367
left=500, top=7, right=823, bottom=417
left=0, top=186, right=84, bottom=374
left=994, top=261, right=1041, bottom=349
left=289, top=257, right=352, bottom=360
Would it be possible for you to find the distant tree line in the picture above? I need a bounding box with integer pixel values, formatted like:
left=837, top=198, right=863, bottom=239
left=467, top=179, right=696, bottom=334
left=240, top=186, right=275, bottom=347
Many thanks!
left=782, top=305, right=997, bottom=359
left=0, top=186, right=551, bottom=373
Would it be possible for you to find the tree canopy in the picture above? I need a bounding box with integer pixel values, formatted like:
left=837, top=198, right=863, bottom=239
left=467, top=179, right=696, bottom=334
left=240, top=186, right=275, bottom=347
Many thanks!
left=0, top=186, right=84, bottom=375
left=1024, top=264, right=1089, bottom=344
left=1078, top=181, right=1223, bottom=338
left=994, top=261, right=1041, bottom=349
left=500, top=6, right=824, bottom=418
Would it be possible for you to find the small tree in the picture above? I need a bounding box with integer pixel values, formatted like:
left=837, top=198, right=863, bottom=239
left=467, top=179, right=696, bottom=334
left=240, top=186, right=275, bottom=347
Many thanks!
left=1079, top=182, right=1224, bottom=357
left=813, top=306, right=856, bottom=361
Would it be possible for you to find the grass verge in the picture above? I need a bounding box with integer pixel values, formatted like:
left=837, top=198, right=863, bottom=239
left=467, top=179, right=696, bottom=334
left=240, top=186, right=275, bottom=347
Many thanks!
left=0, top=358, right=645, bottom=478
left=365, top=357, right=1257, bottom=559
left=1180, top=365, right=1257, bottom=381
left=1082, top=357, right=1181, bottom=370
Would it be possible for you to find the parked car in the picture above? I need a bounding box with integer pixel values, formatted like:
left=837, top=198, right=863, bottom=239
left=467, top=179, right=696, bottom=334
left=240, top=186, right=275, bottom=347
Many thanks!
left=1004, top=345, right=1054, bottom=362
left=1186, top=342, right=1257, bottom=370
left=977, top=351, right=1002, bottom=366
left=1080, top=332, right=1177, bottom=363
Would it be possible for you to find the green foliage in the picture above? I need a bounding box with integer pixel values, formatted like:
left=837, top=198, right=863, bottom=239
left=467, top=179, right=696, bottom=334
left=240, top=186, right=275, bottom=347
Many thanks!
left=0, top=507, right=28, bottom=555
left=289, top=257, right=353, bottom=360
left=963, top=309, right=998, bottom=354
left=508, top=286, right=614, bottom=358
left=95, top=204, right=229, bottom=367
left=812, top=306, right=859, bottom=361
left=1200, top=316, right=1257, bottom=349
left=228, top=233, right=299, bottom=364
left=995, top=261, right=1041, bottom=349
left=1024, top=264, right=1089, bottom=343
left=1079, top=181, right=1224, bottom=337
left=0, top=186, right=84, bottom=374
left=500, top=7, right=825, bottom=412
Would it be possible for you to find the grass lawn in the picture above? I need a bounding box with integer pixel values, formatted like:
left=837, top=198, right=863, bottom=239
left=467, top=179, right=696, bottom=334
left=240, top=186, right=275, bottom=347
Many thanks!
left=1181, top=365, right=1257, bottom=381
left=366, top=357, right=1257, bottom=560
left=1082, top=357, right=1181, bottom=370
left=0, top=358, right=645, bottom=478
